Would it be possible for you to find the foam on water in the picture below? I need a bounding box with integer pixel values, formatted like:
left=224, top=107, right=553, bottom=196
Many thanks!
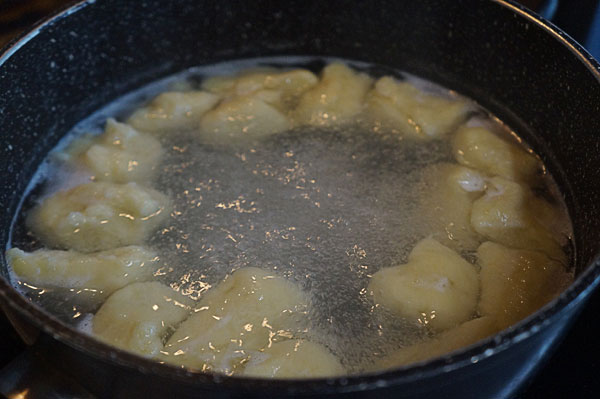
left=147, top=124, right=452, bottom=370
left=6, top=57, right=574, bottom=373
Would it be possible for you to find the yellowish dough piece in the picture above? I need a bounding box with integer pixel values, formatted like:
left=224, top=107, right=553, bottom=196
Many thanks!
left=452, top=126, right=541, bottom=183
left=6, top=246, right=157, bottom=296
left=477, top=242, right=568, bottom=330
left=202, top=68, right=318, bottom=112
left=127, top=91, right=220, bottom=133
left=28, top=182, right=171, bottom=252
left=292, top=63, right=373, bottom=126
left=368, top=237, right=479, bottom=331
left=366, top=76, right=470, bottom=139
left=418, top=163, right=486, bottom=251
left=200, top=95, right=292, bottom=143
left=54, top=133, right=96, bottom=164
left=243, top=339, right=345, bottom=379
left=93, top=282, right=193, bottom=357
left=78, top=119, right=163, bottom=183
left=470, top=177, right=566, bottom=262
left=374, top=316, right=498, bottom=369
left=161, top=267, right=308, bottom=375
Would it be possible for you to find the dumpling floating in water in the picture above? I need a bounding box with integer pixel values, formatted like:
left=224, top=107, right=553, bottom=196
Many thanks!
left=161, top=267, right=309, bottom=375
left=368, top=237, right=480, bottom=331
left=27, top=182, right=171, bottom=252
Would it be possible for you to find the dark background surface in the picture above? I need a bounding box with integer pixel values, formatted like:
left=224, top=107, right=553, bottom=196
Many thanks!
left=1, top=0, right=600, bottom=398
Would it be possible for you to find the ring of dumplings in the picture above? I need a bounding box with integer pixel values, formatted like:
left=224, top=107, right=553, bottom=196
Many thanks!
left=7, top=62, right=571, bottom=376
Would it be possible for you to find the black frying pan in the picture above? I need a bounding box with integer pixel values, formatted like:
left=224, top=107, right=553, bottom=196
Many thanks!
left=1, top=0, right=600, bottom=397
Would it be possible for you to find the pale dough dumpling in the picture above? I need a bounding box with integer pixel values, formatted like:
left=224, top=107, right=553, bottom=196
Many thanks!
left=28, top=182, right=171, bottom=252
left=79, top=119, right=163, bottom=183
left=202, top=68, right=318, bottom=112
left=418, top=163, right=486, bottom=251
left=368, top=237, right=479, bottom=331
left=374, top=316, right=498, bottom=369
left=470, top=177, right=566, bottom=262
left=366, top=76, right=470, bottom=139
left=452, top=126, right=541, bottom=183
left=243, top=340, right=344, bottom=379
left=93, top=282, right=193, bottom=357
left=161, top=267, right=309, bottom=375
left=477, top=242, right=568, bottom=330
left=292, top=63, right=373, bottom=126
left=200, top=95, right=292, bottom=143
left=6, top=246, right=157, bottom=295
left=127, top=90, right=220, bottom=133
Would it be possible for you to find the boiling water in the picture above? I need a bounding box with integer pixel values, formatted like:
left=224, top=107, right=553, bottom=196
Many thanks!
left=6, top=57, right=573, bottom=373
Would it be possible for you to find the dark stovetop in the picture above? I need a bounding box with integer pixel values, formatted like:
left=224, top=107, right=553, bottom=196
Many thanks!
left=1, top=1, right=600, bottom=398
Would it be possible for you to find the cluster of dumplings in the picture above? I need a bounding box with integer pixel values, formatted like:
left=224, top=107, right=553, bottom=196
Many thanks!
left=367, top=92, right=569, bottom=365
left=6, top=62, right=570, bottom=377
